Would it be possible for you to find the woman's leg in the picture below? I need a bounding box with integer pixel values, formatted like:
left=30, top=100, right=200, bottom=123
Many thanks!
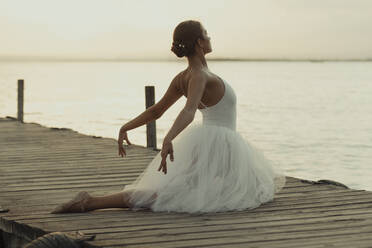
left=51, top=189, right=157, bottom=213
left=85, top=189, right=157, bottom=211
left=84, top=191, right=132, bottom=211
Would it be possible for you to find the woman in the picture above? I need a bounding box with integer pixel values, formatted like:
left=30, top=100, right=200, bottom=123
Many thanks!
left=51, top=20, right=286, bottom=214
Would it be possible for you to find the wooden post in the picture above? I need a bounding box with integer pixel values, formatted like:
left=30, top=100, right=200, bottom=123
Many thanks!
left=17, top=79, right=24, bottom=122
left=145, top=86, right=157, bottom=150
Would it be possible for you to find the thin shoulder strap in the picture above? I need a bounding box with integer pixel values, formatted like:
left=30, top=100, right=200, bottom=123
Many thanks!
left=200, top=101, right=207, bottom=108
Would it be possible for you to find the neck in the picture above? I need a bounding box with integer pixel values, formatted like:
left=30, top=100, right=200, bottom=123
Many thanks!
left=186, top=52, right=208, bottom=70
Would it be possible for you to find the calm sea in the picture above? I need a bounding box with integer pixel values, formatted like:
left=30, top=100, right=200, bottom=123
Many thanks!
left=1, top=60, right=371, bottom=190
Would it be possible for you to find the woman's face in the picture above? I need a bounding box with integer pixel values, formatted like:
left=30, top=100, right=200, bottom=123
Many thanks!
left=199, top=25, right=212, bottom=54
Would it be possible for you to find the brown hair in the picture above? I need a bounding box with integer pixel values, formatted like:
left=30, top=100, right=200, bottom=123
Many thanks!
left=171, top=20, right=204, bottom=58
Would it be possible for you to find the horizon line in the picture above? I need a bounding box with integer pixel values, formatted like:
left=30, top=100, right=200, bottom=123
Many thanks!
left=0, top=55, right=371, bottom=62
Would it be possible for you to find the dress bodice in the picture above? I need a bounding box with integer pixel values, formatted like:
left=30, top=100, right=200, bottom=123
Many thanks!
left=199, top=78, right=237, bottom=131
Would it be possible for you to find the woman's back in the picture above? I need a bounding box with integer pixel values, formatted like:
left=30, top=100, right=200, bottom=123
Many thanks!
left=177, top=70, right=227, bottom=110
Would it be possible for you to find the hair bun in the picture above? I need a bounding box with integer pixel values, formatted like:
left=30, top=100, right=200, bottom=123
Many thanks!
left=171, top=41, right=187, bottom=58
left=171, top=20, right=203, bottom=58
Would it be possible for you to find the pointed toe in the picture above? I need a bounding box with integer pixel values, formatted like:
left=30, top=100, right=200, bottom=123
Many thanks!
left=50, top=205, right=64, bottom=214
left=50, top=191, right=91, bottom=214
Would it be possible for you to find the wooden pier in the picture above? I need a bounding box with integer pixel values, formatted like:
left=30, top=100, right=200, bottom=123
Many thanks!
left=1, top=117, right=372, bottom=248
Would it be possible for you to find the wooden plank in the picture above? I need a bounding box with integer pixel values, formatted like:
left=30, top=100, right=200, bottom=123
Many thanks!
left=2, top=118, right=372, bottom=248
left=2, top=188, right=365, bottom=206
left=5, top=195, right=372, bottom=229
left=19, top=210, right=372, bottom=232
left=112, top=234, right=372, bottom=248
left=4, top=190, right=371, bottom=213
left=79, top=224, right=372, bottom=247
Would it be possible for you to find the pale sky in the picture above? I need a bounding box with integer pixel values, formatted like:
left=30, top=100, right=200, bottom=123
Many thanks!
left=1, top=0, right=372, bottom=60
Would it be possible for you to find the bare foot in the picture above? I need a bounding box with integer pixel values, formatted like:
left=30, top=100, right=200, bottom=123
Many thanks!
left=51, top=191, right=92, bottom=214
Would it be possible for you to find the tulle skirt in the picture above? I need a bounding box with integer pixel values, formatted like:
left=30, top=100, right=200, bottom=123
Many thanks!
left=122, top=122, right=286, bottom=213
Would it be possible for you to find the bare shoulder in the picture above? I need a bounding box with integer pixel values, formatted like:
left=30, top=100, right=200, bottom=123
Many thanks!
left=189, top=70, right=207, bottom=81
left=181, top=69, right=208, bottom=93
left=182, top=70, right=209, bottom=113
left=151, top=71, right=185, bottom=117
left=171, top=70, right=186, bottom=91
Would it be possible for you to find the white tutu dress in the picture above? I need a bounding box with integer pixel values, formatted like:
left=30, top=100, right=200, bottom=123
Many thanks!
left=122, top=77, right=286, bottom=213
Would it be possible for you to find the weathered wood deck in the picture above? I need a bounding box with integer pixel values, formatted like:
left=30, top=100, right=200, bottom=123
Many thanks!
left=1, top=117, right=372, bottom=248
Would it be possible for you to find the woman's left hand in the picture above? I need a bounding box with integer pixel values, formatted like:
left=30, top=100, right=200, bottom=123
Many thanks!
left=158, top=139, right=174, bottom=174
left=118, top=127, right=131, bottom=157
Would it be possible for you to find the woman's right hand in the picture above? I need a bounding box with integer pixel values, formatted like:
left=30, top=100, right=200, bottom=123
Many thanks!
left=118, top=127, right=131, bottom=157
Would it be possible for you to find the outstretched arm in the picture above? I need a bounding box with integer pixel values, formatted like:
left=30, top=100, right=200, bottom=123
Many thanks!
left=163, top=109, right=193, bottom=144
left=118, top=107, right=158, bottom=157
left=158, top=73, right=207, bottom=174
left=163, top=73, right=207, bottom=143
left=118, top=74, right=182, bottom=157
left=120, top=72, right=184, bottom=133
left=120, top=107, right=158, bottom=133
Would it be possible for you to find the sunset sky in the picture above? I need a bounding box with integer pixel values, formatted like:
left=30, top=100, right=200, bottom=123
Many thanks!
left=1, top=0, right=372, bottom=60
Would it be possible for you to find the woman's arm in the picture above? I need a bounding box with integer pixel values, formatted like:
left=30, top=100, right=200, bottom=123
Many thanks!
left=121, top=73, right=183, bottom=133
left=118, top=107, right=157, bottom=157
left=120, top=106, right=158, bottom=132
left=163, top=73, right=207, bottom=143
left=157, top=73, right=207, bottom=174
left=118, top=74, right=184, bottom=158
left=163, top=109, right=194, bottom=143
